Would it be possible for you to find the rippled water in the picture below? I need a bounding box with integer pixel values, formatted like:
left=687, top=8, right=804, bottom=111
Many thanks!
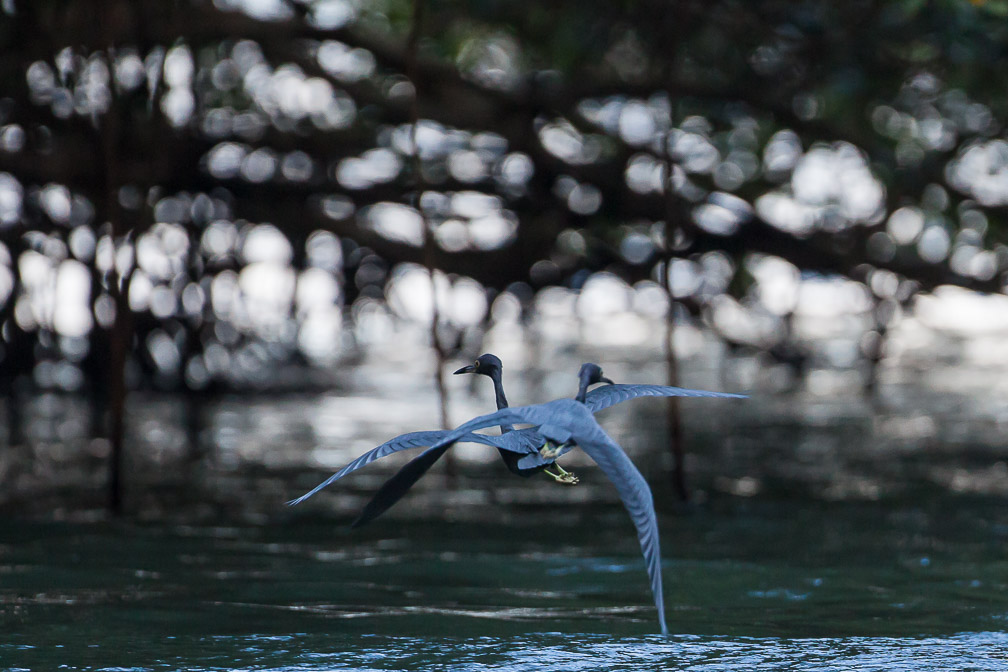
left=4, top=482, right=1008, bottom=670
left=9, top=631, right=1008, bottom=671
left=4, top=349, right=1008, bottom=670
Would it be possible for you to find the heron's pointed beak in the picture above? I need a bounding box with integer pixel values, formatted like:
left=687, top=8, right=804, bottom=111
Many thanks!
left=454, top=364, right=477, bottom=375
left=600, top=376, right=615, bottom=385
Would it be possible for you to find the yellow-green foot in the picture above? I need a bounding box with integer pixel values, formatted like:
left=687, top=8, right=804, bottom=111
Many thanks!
left=544, top=464, right=579, bottom=485
left=539, top=441, right=563, bottom=460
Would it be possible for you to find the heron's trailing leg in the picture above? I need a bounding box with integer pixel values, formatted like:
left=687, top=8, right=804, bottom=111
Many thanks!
left=544, top=462, right=578, bottom=485
left=540, top=441, right=579, bottom=484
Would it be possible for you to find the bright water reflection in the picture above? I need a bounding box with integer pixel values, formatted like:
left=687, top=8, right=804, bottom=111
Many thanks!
left=6, top=632, right=1008, bottom=671
left=254, top=632, right=1008, bottom=671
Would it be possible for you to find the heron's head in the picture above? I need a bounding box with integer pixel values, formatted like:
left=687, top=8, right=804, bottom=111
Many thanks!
left=454, top=353, right=503, bottom=378
left=577, top=363, right=614, bottom=388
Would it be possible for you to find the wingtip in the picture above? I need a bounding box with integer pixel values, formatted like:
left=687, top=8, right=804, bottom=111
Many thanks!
left=708, top=390, right=748, bottom=399
left=351, top=503, right=385, bottom=528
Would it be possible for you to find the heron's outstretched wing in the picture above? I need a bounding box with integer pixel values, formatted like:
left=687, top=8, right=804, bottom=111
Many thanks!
left=584, top=383, right=747, bottom=414
left=574, top=423, right=668, bottom=636
left=286, top=429, right=510, bottom=506
left=428, top=401, right=577, bottom=450
left=351, top=443, right=453, bottom=527
left=415, top=401, right=583, bottom=473
left=353, top=428, right=550, bottom=527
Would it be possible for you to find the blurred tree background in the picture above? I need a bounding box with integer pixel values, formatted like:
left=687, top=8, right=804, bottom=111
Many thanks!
left=2, top=0, right=1008, bottom=512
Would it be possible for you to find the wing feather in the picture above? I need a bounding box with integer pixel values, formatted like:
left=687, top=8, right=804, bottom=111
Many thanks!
left=585, top=383, right=746, bottom=414
left=428, top=400, right=578, bottom=450
left=286, top=429, right=510, bottom=506
left=572, top=422, right=668, bottom=635
left=352, top=428, right=549, bottom=526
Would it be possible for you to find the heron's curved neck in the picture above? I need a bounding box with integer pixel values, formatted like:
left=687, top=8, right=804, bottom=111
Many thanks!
left=488, top=371, right=515, bottom=433
left=575, top=376, right=591, bottom=403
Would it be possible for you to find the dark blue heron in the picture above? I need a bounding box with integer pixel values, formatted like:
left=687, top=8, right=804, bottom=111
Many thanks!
left=451, top=354, right=579, bottom=484
left=349, top=364, right=747, bottom=635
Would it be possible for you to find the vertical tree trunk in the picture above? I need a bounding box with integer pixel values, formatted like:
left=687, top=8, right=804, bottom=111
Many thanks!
left=663, top=308, right=687, bottom=501
left=106, top=277, right=132, bottom=514
left=407, top=0, right=454, bottom=478
left=662, top=131, right=688, bottom=503
left=0, top=233, right=30, bottom=449
left=99, top=48, right=132, bottom=515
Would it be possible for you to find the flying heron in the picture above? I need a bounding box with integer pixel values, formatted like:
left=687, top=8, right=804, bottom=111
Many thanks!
left=452, top=353, right=579, bottom=484
left=353, top=363, right=747, bottom=635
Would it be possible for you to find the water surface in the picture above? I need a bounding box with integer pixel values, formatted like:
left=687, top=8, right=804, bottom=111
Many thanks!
left=3, top=354, right=1008, bottom=670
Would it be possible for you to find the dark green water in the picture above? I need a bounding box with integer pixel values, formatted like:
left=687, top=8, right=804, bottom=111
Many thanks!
left=4, top=364, right=1008, bottom=670
left=4, top=488, right=1008, bottom=671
